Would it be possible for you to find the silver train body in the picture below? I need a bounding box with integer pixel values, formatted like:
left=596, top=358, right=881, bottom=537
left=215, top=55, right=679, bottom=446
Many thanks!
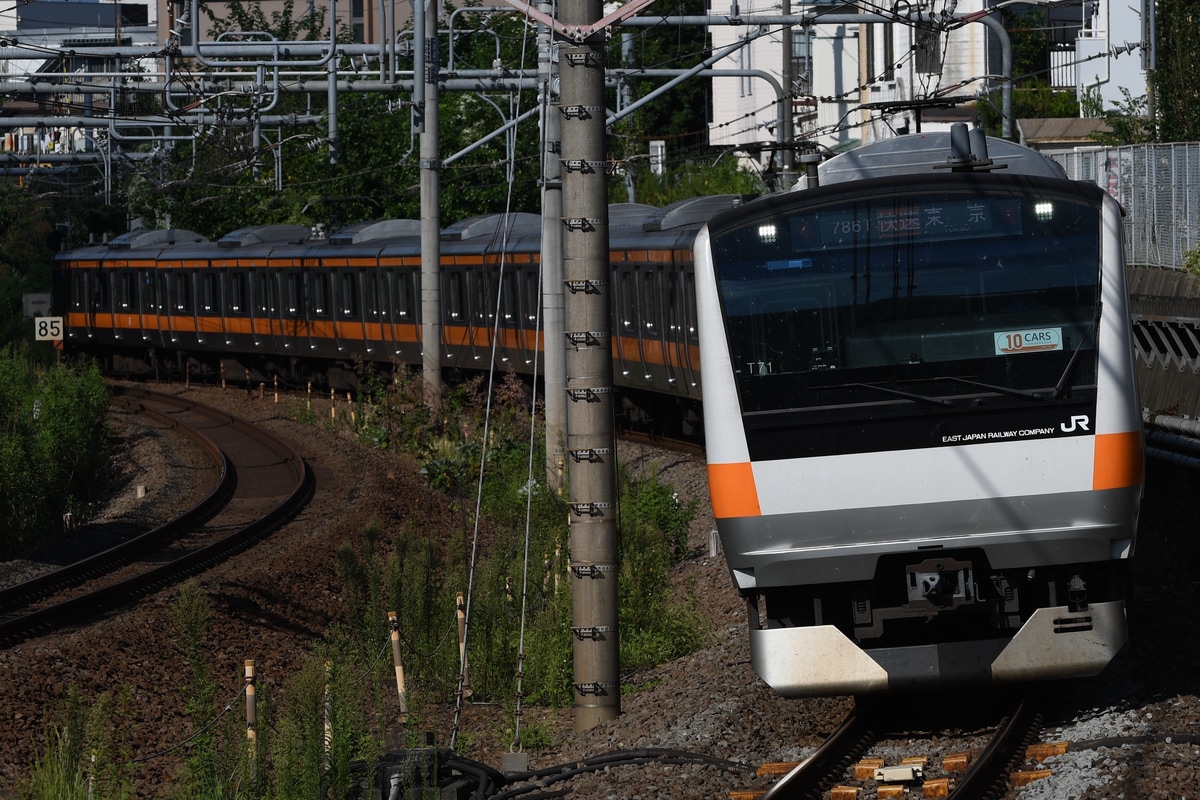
left=694, top=127, right=1144, bottom=695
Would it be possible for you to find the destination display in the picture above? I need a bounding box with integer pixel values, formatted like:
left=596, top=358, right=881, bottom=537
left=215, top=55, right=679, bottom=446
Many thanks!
left=810, top=196, right=1023, bottom=246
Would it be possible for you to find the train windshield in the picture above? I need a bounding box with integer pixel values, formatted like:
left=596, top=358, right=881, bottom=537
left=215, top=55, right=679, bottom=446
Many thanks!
left=710, top=183, right=1102, bottom=415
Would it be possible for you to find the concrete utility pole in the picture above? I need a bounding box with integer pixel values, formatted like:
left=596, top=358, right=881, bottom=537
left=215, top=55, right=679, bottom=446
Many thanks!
left=780, top=0, right=795, bottom=187
left=558, top=0, right=620, bottom=730
left=539, top=0, right=566, bottom=494
left=417, top=0, right=443, bottom=400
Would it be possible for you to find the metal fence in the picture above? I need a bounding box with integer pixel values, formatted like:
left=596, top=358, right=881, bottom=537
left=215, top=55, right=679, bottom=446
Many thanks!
left=1053, top=143, right=1200, bottom=270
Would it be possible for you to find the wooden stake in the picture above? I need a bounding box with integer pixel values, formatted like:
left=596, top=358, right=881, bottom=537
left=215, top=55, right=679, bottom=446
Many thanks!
left=244, top=660, right=257, bottom=780
left=389, top=612, right=408, bottom=724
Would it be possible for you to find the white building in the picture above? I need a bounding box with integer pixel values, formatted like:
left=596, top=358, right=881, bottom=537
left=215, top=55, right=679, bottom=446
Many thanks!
left=708, top=0, right=1149, bottom=172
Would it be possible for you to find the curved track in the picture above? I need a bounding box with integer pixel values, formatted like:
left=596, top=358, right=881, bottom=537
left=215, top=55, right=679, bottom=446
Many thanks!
left=0, top=386, right=313, bottom=647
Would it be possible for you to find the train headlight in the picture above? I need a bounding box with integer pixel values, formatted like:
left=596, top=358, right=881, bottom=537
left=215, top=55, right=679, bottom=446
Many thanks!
left=1034, top=201, right=1054, bottom=221
left=758, top=223, right=778, bottom=243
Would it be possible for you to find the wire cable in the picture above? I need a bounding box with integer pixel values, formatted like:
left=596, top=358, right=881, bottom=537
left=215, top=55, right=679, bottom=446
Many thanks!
left=450, top=0, right=539, bottom=751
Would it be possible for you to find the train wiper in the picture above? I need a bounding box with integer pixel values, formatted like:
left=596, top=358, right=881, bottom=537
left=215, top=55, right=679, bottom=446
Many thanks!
left=945, top=377, right=1050, bottom=401
left=848, top=382, right=955, bottom=407
left=1051, top=306, right=1100, bottom=400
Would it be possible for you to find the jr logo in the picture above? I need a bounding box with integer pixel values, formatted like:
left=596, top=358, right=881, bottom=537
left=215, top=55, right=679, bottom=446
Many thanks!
left=1061, top=415, right=1091, bottom=433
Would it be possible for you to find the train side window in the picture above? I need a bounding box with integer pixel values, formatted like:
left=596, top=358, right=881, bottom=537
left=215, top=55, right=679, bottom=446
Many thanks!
left=71, top=273, right=86, bottom=310
left=447, top=271, right=464, bottom=320
left=285, top=272, right=301, bottom=316
left=522, top=270, right=539, bottom=323
left=500, top=271, right=517, bottom=323
left=312, top=273, right=330, bottom=317
left=254, top=273, right=278, bottom=315
left=475, top=269, right=491, bottom=322
left=157, top=274, right=168, bottom=313
left=90, top=273, right=110, bottom=311
left=641, top=270, right=658, bottom=333
left=227, top=272, right=246, bottom=314
left=395, top=271, right=413, bottom=319
left=119, top=272, right=137, bottom=311
left=619, top=270, right=637, bottom=331
left=364, top=271, right=380, bottom=319
left=141, top=272, right=156, bottom=313
left=684, top=272, right=698, bottom=341
left=339, top=271, right=360, bottom=318
left=200, top=272, right=216, bottom=312
left=173, top=273, right=193, bottom=313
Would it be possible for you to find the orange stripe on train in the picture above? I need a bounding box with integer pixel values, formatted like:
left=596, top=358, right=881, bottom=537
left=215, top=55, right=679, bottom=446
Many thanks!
left=707, top=462, right=761, bottom=519
left=1093, top=431, right=1144, bottom=491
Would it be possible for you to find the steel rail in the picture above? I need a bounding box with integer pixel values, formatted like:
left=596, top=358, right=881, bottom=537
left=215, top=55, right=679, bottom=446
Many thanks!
left=948, top=695, right=1044, bottom=800
left=759, top=704, right=878, bottom=800
left=0, top=388, right=313, bottom=647
left=0, top=392, right=232, bottom=613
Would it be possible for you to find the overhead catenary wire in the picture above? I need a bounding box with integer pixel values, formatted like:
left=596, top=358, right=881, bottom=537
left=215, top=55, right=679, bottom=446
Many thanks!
left=450, top=0, right=539, bottom=750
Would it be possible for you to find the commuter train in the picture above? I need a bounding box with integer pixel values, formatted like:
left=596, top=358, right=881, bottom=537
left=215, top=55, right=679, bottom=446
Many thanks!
left=696, top=125, right=1144, bottom=694
left=53, top=196, right=740, bottom=436
left=54, top=124, right=1143, bottom=695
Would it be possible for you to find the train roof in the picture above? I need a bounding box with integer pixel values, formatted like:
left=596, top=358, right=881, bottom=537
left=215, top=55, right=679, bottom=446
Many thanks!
left=441, top=213, right=542, bottom=242
left=329, top=219, right=422, bottom=245
left=59, top=197, right=744, bottom=262
left=106, top=228, right=209, bottom=250
left=218, top=224, right=314, bottom=248
left=642, top=195, right=751, bottom=231
left=816, top=129, right=1068, bottom=185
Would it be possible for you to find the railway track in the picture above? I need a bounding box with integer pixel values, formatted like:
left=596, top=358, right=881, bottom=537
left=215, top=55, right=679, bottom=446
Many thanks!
left=0, top=386, right=313, bottom=647
left=738, top=692, right=1047, bottom=800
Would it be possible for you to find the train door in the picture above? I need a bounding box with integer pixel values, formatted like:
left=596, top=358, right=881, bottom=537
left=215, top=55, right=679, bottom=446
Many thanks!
left=281, top=268, right=306, bottom=352
left=362, top=268, right=382, bottom=357
left=116, top=270, right=138, bottom=342
left=87, top=269, right=112, bottom=344
left=468, top=263, right=492, bottom=366
left=443, top=266, right=467, bottom=365
left=224, top=270, right=250, bottom=352
left=251, top=269, right=280, bottom=352
left=335, top=268, right=361, bottom=357
left=639, top=267, right=664, bottom=385
left=390, top=265, right=420, bottom=362
left=69, top=269, right=91, bottom=340
left=166, top=268, right=196, bottom=346
left=520, top=264, right=540, bottom=369
left=679, top=268, right=701, bottom=396
left=197, top=269, right=218, bottom=346
left=497, top=267, right=519, bottom=367
left=140, top=269, right=167, bottom=347
left=613, top=265, right=639, bottom=383
left=309, top=269, right=333, bottom=356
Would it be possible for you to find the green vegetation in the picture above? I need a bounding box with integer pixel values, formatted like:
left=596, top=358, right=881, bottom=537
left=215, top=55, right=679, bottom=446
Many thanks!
left=328, top=367, right=710, bottom=709
left=0, top=347, right=110, bottom=554
left=20, top=687, right=134, bottom=800
left=976, top=8, right=1080, bottom=137
left=1153, top=0, right=1200, bottom=142
left=26, top=368, right=709, bottom=796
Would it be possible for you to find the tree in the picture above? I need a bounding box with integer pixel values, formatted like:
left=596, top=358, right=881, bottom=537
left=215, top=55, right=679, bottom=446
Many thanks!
left=1153, top=0, right=1200, bottom=142
left=605, top=0, right=724, bottom=201
left=977, top=8, right=1079, bottom=137
left=1082, top=87, right=1152, bottom=145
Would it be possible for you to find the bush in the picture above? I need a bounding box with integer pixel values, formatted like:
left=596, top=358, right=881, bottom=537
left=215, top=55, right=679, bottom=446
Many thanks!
left=20, top=686, right=134, bottom=800
left=0, top=347, right=110, bottom=553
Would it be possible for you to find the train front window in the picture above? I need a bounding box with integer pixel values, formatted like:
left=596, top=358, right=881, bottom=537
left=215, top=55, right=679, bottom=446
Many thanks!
left=711, top=185, right=1102, bottom=414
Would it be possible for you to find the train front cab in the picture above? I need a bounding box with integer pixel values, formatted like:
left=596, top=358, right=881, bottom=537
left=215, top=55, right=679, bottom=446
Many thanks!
left=696, top=155, right=1144, bottom=695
